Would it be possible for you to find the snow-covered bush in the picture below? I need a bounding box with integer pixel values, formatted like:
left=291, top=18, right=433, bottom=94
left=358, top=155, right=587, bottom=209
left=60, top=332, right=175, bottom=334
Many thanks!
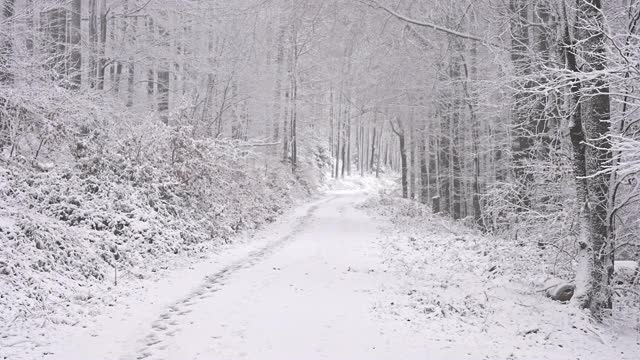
left=480, top=155, right=578, bottom=278
left=0, top=98, right=325, bottom=331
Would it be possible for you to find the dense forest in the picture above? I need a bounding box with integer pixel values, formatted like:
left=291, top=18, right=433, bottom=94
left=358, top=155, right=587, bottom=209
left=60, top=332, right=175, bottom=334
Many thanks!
left=1, top=0, right=639, bottom=335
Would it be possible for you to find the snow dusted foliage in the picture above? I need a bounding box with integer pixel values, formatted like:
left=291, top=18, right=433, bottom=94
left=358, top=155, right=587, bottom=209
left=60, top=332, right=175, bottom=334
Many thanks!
left=480, top=179, right=577, bottom=278
left=360, top=194, right=639, bottom=359
left=0, top=116, right=328, bottom=332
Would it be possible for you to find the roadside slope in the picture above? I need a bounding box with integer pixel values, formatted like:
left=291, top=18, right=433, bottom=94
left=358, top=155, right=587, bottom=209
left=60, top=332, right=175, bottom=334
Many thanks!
left=361, top=195, right=639, bottom=360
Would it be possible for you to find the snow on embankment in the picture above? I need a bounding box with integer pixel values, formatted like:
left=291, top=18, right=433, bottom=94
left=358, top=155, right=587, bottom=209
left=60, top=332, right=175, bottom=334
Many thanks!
left=360, top=195, right=639, bottom=360
left=0, top=140, right=323, bottom=344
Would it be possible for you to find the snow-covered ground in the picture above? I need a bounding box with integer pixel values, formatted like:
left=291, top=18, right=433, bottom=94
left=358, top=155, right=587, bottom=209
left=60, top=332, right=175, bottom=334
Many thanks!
left=360, top=195, right=640, bottom=360
left=2, top=178, right=638, bottom=359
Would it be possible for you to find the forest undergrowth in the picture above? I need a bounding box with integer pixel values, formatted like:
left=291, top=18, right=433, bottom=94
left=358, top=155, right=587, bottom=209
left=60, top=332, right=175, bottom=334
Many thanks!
left=360, top=192, right=640, bottom=358
left=0, top=117, right=331, bottom=337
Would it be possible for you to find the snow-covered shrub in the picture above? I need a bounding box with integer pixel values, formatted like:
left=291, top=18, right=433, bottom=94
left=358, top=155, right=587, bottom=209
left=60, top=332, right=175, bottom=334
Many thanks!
left=480, top=157, right=578, bottom=278
left=0, top=103, right=324, bottom=331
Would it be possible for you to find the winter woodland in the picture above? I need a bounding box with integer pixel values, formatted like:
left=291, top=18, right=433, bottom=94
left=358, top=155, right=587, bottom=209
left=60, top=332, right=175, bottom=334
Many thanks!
left=0, top=0, right=639, bottom=358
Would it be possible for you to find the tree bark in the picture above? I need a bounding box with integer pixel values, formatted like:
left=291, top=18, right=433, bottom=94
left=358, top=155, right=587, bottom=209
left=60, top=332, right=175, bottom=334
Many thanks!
left=88, top=0, right=98, bottom=88
left=0, top=0, right=15, bottom=83
left=408, top=111, right=416, bottom=200
left=419, top=117, right=429, bottom=204
left=568, top=0, right=614, bottom=319
left=69, top=0, right=82, bottom=89
left=578, top=0, right=613, bottom=317
left=510, top=0, right=534, bottom=210
left=370, top=116, right=377, bottom=171
left=97, top=0, right=108, bottom=90
left=391, top=118, right=408, bottom=198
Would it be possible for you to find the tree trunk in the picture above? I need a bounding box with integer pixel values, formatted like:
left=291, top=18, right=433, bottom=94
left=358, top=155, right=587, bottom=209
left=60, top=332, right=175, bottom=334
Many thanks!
left=579, top=0, right=613, bottom=317
left=408, top=111, right=416, bottom=200
left=376, top=122, right=383, bottom=178
left=450, top=56, right=463, bottom=220
left=290, top=50, right=298, bottom=171
left=329, top=88, right=335, bottom=166
left=341, top=128, right=346, bottom=178
left=335, top=106, right=342, bottom=179
left=399, top=132, right=408, bottom=199
left=391, top=119, right=408, bottom=198
left=564, top=12, right=590, bottom=311
left=157, top=70, right=170, bottom=124
left=370, top=116, right=377, bottom=171
left=569, top=0, right=614, bottom=319
left=126, top=14, right=136, bottom=107
left=346, top=105, right=352, bottom=176
left=272, top=20, right=286, bottom=145
left=439, top=107, right=451, bottom=215
left=0, top=0, right=15, bottom=83
left=510, top=0, right=534, bottom=210
left=97, top=0, right=108, bottom=90
left=88, top=0, right=98, bottom=88
left=282, top=85, right=289, bottom=161
left=69, top=0, right=82, bottom=89
left=419, top=118, right=429, bottom=204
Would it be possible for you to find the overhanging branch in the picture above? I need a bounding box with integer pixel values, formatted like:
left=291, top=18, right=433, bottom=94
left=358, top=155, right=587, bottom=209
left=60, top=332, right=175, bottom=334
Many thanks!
left=364, top=0, right=500, bottom=48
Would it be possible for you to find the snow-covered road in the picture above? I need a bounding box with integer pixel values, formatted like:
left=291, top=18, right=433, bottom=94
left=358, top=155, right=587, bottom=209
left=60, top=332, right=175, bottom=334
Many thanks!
left=41, top=192, right=435, bottom=360
left=10, top=188, right=637, bottom=360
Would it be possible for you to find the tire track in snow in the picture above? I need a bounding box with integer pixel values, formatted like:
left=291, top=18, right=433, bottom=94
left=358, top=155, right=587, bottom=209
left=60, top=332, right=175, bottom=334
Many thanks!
left=131, top=196, right=337, bottom=360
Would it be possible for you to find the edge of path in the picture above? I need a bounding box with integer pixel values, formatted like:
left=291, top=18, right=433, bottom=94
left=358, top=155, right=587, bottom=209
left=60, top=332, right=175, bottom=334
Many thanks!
left=7, top=191, right=350, bottom=360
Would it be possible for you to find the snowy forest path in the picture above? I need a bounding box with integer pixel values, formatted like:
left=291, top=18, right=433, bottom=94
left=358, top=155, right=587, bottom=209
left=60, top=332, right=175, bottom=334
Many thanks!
left=131, top=195, right=337, bottom=360
left=42, top=191, right=433, bottom=360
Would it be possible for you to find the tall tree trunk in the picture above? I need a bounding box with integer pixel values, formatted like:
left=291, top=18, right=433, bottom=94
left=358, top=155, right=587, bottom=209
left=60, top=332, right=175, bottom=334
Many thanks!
left=126, top=14, right=136, bottom=107
left=391, top=119, right=408, bottom=198
left=113, top=7, right=125, bottom=95
left=510, top=0, right=533, bottom=210
left=272, top=20, right=286, bottom=146
left=450, top=55, right=463, bottom=220
left=290, top=52, right=298, bottom=171
left=88, top=0, right=98, bottom=88
left=157, top=22, right=171, bottom=124
left=0, top=0, right=14, bottom=152
left=358, top=114, right=364, bottom=176
left=282, top=85, right=290, bottom=161
left=157, top=69, right=170, bottom=124
left=370, top=115, right=377, bottom=171
left=334, top=105, right=341, bottom=179
left=376, top=122, right=383, bottom=178
left=97, top=0, right=108, bottom=90
left=408, top=111, right=416, bottom=200
left=419, top=117, right=429, bottom=204
left=341, top=127, right=346, bottom=178
left=346, top=114, right=352, bottom=176
left=0, top=0, right=15, bottom=83
left=461, top=40, right=484, bottom=226
left=573, top=0, right=613, bottom=318
left=439, top=106, right=451, bottom=214
left=146, top=17, right=156, bottom=110
left=69, top=0, right=81, bottom=89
